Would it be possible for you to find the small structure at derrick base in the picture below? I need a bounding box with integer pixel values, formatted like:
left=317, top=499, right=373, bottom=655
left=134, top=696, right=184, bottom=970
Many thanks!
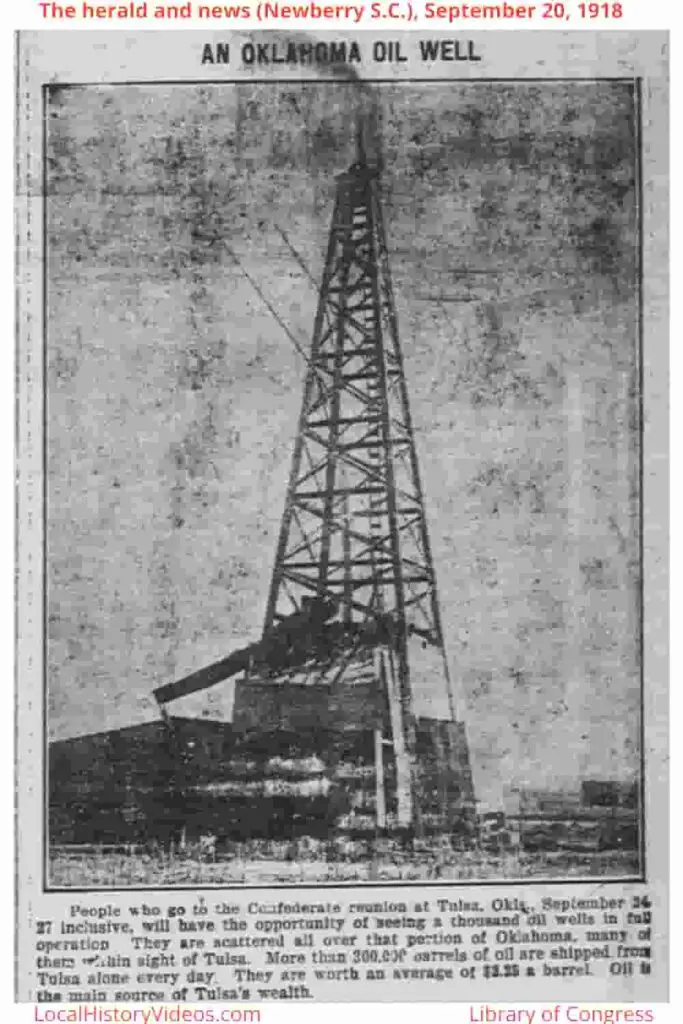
left=154, top=143, right=476, bottom=842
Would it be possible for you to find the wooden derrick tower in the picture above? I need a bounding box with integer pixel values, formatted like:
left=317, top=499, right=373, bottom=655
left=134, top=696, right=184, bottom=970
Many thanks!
left=154, top=145, right=475, bottom=838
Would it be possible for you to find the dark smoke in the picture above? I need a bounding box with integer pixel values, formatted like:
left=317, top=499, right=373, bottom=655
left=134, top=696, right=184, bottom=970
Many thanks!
left=252, top=31, right=382, bottom=168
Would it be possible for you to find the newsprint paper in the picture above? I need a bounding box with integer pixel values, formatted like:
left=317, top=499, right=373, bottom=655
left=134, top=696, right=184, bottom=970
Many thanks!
left=15, top=28, right=669, bottom=1004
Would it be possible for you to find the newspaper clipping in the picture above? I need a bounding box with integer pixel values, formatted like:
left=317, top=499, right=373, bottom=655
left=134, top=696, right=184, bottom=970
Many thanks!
left=15, top=27, right=669, bottom=1004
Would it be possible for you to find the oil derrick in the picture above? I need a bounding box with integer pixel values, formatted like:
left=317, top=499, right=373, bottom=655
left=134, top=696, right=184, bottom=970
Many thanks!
left=154, top=147, right=475, bottom=841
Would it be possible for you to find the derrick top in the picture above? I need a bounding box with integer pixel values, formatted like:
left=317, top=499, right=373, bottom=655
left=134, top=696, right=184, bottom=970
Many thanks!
left=337, top=159, right=381, bottom=188
left=345, top=116, right=383, bottom=182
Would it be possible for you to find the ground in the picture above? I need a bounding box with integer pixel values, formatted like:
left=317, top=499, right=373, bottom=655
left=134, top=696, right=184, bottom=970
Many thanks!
left=48, top=843, right=639, bottom=888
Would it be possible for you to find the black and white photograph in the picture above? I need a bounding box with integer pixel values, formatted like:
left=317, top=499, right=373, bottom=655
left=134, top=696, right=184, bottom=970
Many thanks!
left=42, top=65, right=646, bottom=889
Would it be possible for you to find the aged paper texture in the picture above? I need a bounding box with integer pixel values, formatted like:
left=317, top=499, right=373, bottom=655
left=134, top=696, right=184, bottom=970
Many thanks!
left=15, top=29, right=669, bottom=1002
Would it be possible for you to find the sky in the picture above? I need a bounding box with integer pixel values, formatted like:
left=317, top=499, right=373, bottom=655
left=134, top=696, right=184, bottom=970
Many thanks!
left=45, top=79, right=640, bottom=808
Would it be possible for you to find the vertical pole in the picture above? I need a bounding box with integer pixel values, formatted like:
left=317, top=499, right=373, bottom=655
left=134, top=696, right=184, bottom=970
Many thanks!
left=342, top=490, right=353, bottom=628
left=366, top=175, right=419, bottom=835
left=382, top=648, right=412, bottom=829
left=374, top=728, right=387, bottom=830
left=318, top=179, right=353, bottom=596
